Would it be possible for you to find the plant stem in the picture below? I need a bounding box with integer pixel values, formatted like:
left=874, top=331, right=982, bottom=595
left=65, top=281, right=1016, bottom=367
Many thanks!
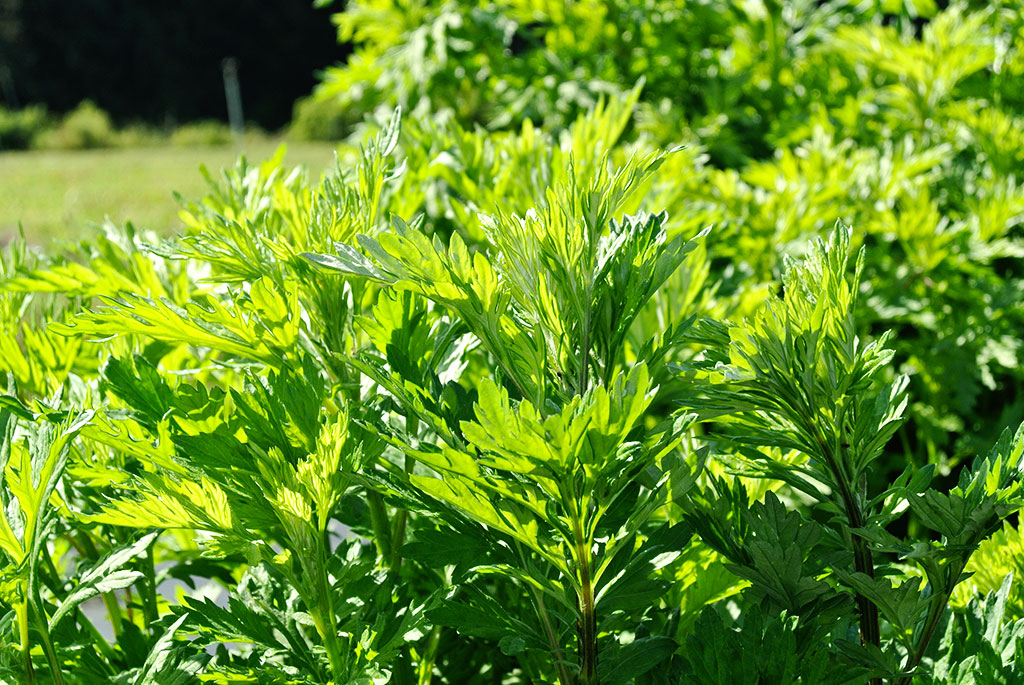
left=807, top=425, right=881, bottom=684
left=578, top=283, right=594, bottom=396
left=851, top=536, right=882, bottom=641
left=390, top=421, right=418, bottom=575
left=28, top=588, right=64, bottom=685
left=390, top=510, right=408, bottom=570
left=17, top=599, right=34, bottom=683
left=75, top=611, right=118, bottom=672
left=24, top=533, right=63, bottom=685
left=140, top=538, right=159, bottom=636
left=125, top=586, right=134, bottom=624
left=896, top=559, right=968, bottom=685
left=573, top=520, right=598, bottom=685
left=309, top=536, right=344, bottom=682
left=530, top=587, right=573, bottom=685
left=416, top=625, right=442, bottom=685
left=837, top=478, right=881, bottom=654
left=366, top=491, right=395, bottom=565
left=311, top=604, right=343, bottom=682
left=579, top=326, right=591, bottom=396
left=577, top=568, right=598, bottom=684
left=102, top=591, right=124, bottom=638
left=40, top=552, right=64, bottom=597
left=75, top=532, right=124, bottom=637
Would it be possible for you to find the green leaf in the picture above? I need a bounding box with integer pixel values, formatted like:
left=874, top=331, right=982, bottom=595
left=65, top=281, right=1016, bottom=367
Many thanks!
left=398, top=526, right=494, bottom=570
left=833, top=572, right=929, bottom=645
left=427, top=589, right=547, bottom=653
left=303, top=244, right=392, bottom=282
left=498, top=635, right=527, bottom=656
left=50, top=531, right=158, bottom=630
left=132, top=613, right=192, bottom=685
left=102, top=356, right=174, bottom=428
left=598, top=636, right=677, bottom=683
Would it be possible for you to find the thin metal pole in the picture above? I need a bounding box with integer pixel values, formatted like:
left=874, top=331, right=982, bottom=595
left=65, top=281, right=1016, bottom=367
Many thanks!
left=221, top=57, right=243, bottom=140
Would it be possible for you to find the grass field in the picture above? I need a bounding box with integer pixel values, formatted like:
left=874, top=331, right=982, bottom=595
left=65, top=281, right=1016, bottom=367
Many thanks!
left=0, top=141, right=343, bottom=245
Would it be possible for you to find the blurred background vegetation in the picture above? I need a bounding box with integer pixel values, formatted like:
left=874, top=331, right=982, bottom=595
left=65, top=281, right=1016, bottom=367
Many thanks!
left=0, top=0, right=350, bottom=239
left=0, top=0, right=345, bottom=129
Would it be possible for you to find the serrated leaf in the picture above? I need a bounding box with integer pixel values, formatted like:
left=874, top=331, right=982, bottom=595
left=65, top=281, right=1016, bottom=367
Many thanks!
left=599, top=636, right=676, bottom=683
left=50, top=531, right=158, bottom=630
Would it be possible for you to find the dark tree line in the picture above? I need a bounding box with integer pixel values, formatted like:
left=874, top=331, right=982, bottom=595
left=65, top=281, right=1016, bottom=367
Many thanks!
left=0, top=0, right=349, bottom=129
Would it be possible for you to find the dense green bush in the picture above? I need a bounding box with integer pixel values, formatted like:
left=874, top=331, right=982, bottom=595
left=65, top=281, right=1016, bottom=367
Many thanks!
left=0, top=104, right=50, bottom=150
left=168, top=120, right=234, bottom=147
left=32, top=100, right=118, bottom=150
left=0, top=102, right=261, bottom=151
left=289, top=92, right=359, bottom=141
left=312, top=0, right=1024, bottom=472
left=1, top=1, right=1024, bottom=683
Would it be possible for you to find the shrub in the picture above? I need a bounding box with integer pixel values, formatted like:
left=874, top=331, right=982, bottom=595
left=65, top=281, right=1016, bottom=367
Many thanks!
left=0, top=101, right=1021, bottom=682
left=33, top=99, right=116, bottom=149
left=1, top=2, right=1024, bottom=683
left=115, top=122, right=163, bottom=148
left=169, top=120, right=234, bottom=147
left=0, top=104, right=50, bottom=150
left=288, top=92, right=356, bottom=141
